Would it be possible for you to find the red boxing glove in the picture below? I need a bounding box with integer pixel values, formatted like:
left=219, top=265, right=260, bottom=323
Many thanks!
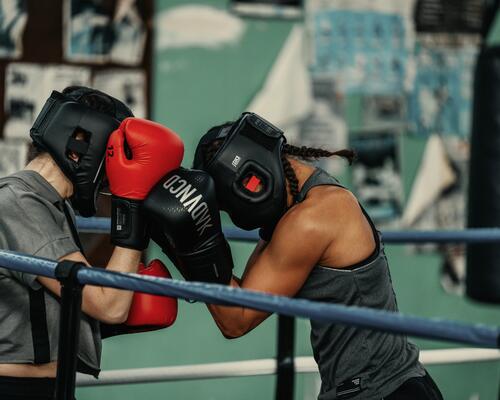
left=107, top=118, right=184, bottom=200
left=106, top=118, right=184, bottom=249
left=126, top=259, right=178, bottom=328
left=100, top=259, right=177, bottom=339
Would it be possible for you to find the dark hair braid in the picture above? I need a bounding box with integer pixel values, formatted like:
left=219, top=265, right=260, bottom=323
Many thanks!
left=281, top=152, right=300, bottom=202
left=282, top=143, right=355, bottom=205
left=283, top=144, right=355, bottom=164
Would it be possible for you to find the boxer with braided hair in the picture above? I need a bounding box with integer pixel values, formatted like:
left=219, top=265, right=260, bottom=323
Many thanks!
left=146, top=112, right=442, bottom=399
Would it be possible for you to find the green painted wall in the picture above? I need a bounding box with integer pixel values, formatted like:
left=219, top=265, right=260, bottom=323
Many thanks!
left=78, top=2, right=499, bottom=399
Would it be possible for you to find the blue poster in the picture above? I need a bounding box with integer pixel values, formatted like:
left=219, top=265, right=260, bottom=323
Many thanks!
left=311, top=9, right=410, bottom=95
left=408, top=43, right=477, bottom=138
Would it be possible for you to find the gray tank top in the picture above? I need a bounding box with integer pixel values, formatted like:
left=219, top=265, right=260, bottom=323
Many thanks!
left=296, top=169, right=425, bottom=399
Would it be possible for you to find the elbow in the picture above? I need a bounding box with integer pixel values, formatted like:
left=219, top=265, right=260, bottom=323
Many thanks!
left=217, top=321, right=249, bottom=339
left=222, top=330, right=244, bottom=340
left=82, top=287, right=130, bottom=324
left=107, top=311, right=129, bottom=325
left=97, top=305, right=129, bottom=325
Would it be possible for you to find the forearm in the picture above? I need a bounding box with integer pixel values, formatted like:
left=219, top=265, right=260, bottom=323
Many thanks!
left=205, top=235, right=313, bottom=338
left=207, top=277, right=269, bottom=338
left=205, top=241, right=274, bottom=337
left=207, top=278, right=247, bottom=338
left=241, top=240, right=267, bottom=281
left=209, top=241, right=267, bottom=336
left=63, top=247, right=141, bottom=324
left=41, top=248, right=141, bottom=323
left=92, top=246, right=142, bottom=322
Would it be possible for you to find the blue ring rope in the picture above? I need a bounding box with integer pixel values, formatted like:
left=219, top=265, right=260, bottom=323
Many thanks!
left=0, top=250, right=498, bottom=349
left=76, top=217, right=500, bottom=244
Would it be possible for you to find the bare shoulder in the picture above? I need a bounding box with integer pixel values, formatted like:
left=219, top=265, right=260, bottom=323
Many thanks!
left=272, top=183, right=375, bottom=269
left=272, top=186, right=354, bottom=243
left=277, top=195, right=324, bottom=236
left=302, top=185, right=363, bottom=228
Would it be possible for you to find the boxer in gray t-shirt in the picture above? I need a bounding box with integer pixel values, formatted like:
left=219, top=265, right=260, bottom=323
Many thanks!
left=0, top=170, right=101, bottom=375
left=0, top=86, right=182, bottom=400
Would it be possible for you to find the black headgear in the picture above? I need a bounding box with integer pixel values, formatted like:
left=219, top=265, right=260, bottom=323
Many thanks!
left=193, top=112, right=287, bottom=230
left=30, top=88, right=133, bottom=217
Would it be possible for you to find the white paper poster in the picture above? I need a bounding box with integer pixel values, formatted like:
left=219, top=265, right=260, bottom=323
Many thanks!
left=0, top=140, right=27, bottom=177
left=4, top=63, right=91, bottom=139
left=93, top=69, right=147, bottom=118
left=350, top=131, right=403, bottom=225
left=64, top=0, right=146, bottom=65
left=0, top=0, right=27, bottom=59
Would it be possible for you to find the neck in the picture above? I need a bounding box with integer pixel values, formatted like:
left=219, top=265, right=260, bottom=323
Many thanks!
left=24, top=153, right=74, bottom=199
left=285, top=157, right=316, bottom=207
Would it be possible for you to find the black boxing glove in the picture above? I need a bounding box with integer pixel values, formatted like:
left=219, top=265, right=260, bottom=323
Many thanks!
left=144, top=168, right=234, bottom=284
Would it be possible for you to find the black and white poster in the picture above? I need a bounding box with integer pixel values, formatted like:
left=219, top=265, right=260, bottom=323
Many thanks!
left=0, top=140, right=27, bottom=177
left=93, top=68, right=146, bottom=117
left=0, top=0, right=27, bottom=59
left=350, top=131, right=403, bottom=226
left=299, top=74, right=348, bottom=177
left=3, top=63, right=91, bottom=139
left=64, top=0, right=146, bottom=66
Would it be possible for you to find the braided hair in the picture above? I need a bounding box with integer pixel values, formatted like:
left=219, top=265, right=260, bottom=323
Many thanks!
left=198, top=125, right=355, bottom=205
left=282, top=144, right=355, bottom=203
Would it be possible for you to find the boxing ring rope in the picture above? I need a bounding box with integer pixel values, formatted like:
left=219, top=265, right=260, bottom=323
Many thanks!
left=1, top=250, right=498, bottom=348
left=76, top=216, right=500, bottom=244
left=76, top=349, right=500, bottom=387
left=1, top=238, right=499, bottom=398
left=0, top=248, right=499, bottom=397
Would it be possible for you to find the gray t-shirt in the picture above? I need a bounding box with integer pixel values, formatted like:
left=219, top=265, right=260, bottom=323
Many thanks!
left=0, top=170, right=101, bottom=376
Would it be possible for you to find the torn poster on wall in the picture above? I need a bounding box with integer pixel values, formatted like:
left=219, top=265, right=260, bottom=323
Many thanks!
left=350, top=130, right=403, bottom=225
left=296, top=73, right=348, bottom=176
left=93, top=69, right=147, bottom=118
left=0, top=140, right=27, bottom=178
left=308, top=0, right=415, bottom=95
left=408, top=37, right=478, bottom=138
left=155, top=5, right=245, bottom=50
left=0, top=0, right=27, bottom=59
left=64, top=0, right=146, bottom=65
left=3, top=63, right=91, bottom=139
left=401, top=134, right=470, bottom=294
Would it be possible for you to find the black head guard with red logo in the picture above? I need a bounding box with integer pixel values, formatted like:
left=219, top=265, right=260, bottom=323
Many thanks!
left=193, top=112, right=287, bottom=230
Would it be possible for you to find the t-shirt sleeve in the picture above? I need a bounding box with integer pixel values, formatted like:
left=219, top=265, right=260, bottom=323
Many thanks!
left=33, top=237, right=80, bottom=261
left=0, top=187, right=80, bottom=288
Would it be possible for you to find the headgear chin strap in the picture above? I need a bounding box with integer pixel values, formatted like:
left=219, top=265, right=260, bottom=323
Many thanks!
left=30, top=89, right=132, bottom=217
left=193, top=112, right=287, bottom=231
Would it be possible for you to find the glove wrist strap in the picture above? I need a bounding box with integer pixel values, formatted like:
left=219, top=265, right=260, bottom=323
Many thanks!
left=111, top=196, right=149, bottom=250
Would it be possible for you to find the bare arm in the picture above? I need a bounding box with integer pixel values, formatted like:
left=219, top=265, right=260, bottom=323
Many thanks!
left=208, top=206, right=330, bottom=338
left=240, top=239, right=267, bottom=282
left=38, top=247, right=141, bottom=324
left=207, top=186, right=376, bottom=338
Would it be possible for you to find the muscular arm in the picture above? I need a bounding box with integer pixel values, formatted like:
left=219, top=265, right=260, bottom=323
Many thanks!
left=38, top=247, right=141, bottom=324
left=207, top=206, right=330, bottom=338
